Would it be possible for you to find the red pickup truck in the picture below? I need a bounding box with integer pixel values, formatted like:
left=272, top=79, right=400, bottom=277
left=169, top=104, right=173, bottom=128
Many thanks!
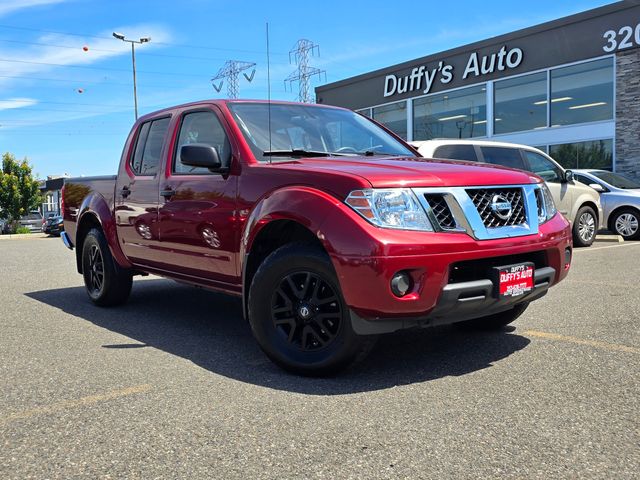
left=62, top=100, right=572, bottom=375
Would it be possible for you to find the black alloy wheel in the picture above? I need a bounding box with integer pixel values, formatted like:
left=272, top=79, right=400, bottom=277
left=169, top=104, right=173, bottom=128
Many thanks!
left=271, top=271, right=343, bottom=351
left=248, top=243, right=376, bottom=376
left=86, top=243, right=105, bottom=297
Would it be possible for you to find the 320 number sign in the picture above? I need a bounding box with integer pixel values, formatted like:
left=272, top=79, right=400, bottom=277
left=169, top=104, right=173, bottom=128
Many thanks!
left=603, top=24, right=640, bottom=52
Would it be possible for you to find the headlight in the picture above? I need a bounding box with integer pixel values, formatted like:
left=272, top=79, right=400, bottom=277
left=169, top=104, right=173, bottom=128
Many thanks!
left=345, top=188, right=433, bottom=231
left=538, top=183, right=557, bottom=224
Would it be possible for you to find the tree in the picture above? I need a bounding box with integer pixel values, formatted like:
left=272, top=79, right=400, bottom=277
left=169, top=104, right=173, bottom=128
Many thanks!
left=0, top=152, right=41, bottom=223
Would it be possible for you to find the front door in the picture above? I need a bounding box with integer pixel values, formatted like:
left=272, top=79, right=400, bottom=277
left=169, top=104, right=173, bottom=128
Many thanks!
left=115, top=116, right=171, bottom=265
left=523, top=150, right=572, bottom=217
left=157, top=108, right=238, bottom=284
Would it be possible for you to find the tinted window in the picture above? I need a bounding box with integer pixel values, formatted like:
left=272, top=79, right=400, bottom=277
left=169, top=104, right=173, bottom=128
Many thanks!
left=130, top=118, right=170, bottom=176
left=130, top=122, right=151, bottom=175
left=480, top=147, right=526, bottom=170
left=550, top=57, right=613, bottom=126
left=413, top=84, right=487, bottom=140
left=433, top=144, right=478, bottom=162
left=592, top=171, right=640, bottom=189
left=524, top=151, right=563, bottom=183
left=573, top=173, right=593, bottom=186
left=549, top=139, right=613, bottom=170
left=372, top=101, right=407, bottom=139
left=174, top=111, right=231, bottom=174
left=494, top=71, right=547, bottom=134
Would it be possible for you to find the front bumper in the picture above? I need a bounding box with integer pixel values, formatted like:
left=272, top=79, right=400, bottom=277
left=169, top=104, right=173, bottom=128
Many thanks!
left=327, top=212, right=571, bottom=332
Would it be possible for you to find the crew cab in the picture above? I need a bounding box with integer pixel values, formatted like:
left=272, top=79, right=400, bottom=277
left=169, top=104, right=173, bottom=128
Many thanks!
left=62, top=100, right=572, bottom=375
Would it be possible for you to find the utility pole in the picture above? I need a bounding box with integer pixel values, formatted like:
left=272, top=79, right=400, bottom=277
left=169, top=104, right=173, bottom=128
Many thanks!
left=285, top=39, right=326, bottom=103
left=211, top=61, right=256, bottom=99
left=112, top=32, right=150, bottom=120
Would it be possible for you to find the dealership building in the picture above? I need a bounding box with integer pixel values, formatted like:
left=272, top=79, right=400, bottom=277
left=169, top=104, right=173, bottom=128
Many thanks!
left=316, top=1, right=640, bottom=179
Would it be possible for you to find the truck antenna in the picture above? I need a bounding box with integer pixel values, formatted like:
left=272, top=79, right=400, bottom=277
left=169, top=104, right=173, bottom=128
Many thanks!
left=266, top=22, right=272, bottom=165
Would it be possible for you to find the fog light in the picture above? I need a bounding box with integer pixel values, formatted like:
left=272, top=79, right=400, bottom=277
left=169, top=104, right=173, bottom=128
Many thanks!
left=391, top=271, right=413, bottom=297
left=564, top=247, right=572, bottom=270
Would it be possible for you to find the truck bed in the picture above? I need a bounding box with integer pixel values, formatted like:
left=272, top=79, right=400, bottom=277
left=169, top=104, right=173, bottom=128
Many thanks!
left=63, top=175, right=116, bottom=244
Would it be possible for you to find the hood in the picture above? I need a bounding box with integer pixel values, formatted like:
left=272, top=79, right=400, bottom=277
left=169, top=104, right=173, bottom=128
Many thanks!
left=272, top=156, right=541, bottom=188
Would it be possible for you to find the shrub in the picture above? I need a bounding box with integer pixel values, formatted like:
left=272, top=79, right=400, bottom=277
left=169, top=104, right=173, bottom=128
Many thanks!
left=15, top=226, right=32, bottom=234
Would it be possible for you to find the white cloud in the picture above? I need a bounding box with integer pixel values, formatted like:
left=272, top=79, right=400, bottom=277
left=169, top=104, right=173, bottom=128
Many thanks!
left=0, top=0, right=67, bottom=16
left=0, top=97, right=38, bottom=110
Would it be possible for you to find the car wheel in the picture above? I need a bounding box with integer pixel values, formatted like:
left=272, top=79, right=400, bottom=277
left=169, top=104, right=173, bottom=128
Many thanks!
left=248, top=243, right=376, bottom=376
left=82, top=228, right=133, bottom=307
left=456, top=302, right=529, bottom=330
left=611, top=208, right=640, bottom=240
left=572, top=206, right=598, bottom=247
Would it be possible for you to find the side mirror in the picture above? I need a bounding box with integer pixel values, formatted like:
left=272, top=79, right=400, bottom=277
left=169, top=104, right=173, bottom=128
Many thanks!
left=180, top=144, right=226, bottom=172
left=564, top=170, right=574, bottom=183
left=588, top=183, right=606, bottom=193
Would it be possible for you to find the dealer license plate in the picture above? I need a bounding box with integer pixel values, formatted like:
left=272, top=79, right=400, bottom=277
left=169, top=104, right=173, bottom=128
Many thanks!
left=493, top=263, right=534, bottom=298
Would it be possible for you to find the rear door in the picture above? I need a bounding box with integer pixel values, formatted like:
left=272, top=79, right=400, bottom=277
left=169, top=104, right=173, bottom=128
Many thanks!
left=157, top=107, right=238, bottom=284
left=115, top=116, right=171, bottom=265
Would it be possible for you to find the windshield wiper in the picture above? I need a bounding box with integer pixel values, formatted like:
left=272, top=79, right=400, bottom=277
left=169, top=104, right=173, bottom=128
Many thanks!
left=263, top=149, right=347, bottom=158
left=359, top=150, right=402, bottom=156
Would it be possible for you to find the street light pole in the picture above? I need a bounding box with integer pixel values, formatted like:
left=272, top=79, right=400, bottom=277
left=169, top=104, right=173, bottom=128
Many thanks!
left=113, top=32, right=151, bottom=121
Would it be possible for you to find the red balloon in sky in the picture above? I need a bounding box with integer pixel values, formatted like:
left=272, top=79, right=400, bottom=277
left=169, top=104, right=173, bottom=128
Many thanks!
left=77, top=88, right=84, bottom=94
left=82, top=46, right=89, bottom=52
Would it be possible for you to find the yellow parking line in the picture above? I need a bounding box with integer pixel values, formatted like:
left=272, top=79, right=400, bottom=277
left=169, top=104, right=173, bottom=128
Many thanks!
left=1, top=384, right=152, bottom=426
left=523, top=330, right=640, bottom=355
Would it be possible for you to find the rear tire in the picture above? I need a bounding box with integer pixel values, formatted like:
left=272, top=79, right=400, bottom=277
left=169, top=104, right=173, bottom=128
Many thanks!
left=572, top=206, right=597, bottom=247
left=611, top=208, right=640, bottom=240
left=456, top=302, right=529, bottom=330
left=247, top=243, right=376, bottom=376
left=81, top=228, right=132, bottom=307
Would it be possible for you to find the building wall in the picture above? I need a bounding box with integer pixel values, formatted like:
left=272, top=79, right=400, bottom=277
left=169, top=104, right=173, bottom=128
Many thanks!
left=615, top=47, right=640, bottom=180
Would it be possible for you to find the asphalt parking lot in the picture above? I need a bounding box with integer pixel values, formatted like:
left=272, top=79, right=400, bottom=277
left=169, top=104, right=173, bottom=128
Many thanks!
left=1, top=236, right=639, bottom=479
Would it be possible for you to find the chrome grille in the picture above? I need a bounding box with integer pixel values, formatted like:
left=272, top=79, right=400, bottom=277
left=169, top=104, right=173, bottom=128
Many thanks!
left=466, top=188, right=527, bottom=228
left=424, top=194, right=456, bottom=230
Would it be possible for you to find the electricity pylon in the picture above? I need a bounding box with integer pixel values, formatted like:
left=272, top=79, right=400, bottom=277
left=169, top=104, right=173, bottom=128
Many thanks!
left=211, top=60, right=256, bottom=99
left=285, top=39, right=326, bottom=103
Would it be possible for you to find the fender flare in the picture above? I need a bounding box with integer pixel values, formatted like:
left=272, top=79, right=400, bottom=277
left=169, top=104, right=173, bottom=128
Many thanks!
left=76, top=192, right=132, bottom=270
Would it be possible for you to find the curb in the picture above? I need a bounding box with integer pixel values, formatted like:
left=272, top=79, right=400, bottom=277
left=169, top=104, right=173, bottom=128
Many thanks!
left=0, top=233, right=49, bottom=240
left=594, top=234, right=624, bottom=243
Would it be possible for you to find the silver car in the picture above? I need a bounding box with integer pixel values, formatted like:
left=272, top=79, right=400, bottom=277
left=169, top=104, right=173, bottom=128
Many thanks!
left=573, top=170, right=640, bottom=240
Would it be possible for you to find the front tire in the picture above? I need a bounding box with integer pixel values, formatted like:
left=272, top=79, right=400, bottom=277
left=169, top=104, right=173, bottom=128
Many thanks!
left=82, top=228, right=132, bottom=307
left=456, top=302, right=529, bottom=330
left=573, top=206, right=598, bottom=247
left=611, top=208, right=640, bottom=240
left=247, top=243, right=375, bottom=376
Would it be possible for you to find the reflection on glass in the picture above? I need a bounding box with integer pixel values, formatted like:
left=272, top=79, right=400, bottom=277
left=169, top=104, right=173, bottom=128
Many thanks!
left=413, top=85, right=486, bottom=140
left=372, top=102, right=408, bottom=139
left=494, top=72, right=547, bottom=134
left=549, top=139, right=613, bottom=170
left=356, top=108, right=372, bottom=118
left=550, top=58, right=613, bottom=126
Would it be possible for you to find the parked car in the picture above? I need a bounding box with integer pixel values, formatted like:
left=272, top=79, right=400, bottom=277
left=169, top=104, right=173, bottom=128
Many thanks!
left=411, top=140, right=603, bottom=247
left=573, top=169, right=640, bottom=240
left=43, top=214, right=65, bottom=236
left=61, top=100, right=572, bottom=375
left=18, top=211, right=43, bottom=233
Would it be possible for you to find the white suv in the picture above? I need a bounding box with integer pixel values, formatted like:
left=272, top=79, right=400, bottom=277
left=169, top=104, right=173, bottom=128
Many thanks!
left=411, top=139, right=604, bottom=247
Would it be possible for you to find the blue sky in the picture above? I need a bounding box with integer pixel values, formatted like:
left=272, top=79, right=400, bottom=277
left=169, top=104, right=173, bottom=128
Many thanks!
left=0, top=0, right=612, bottom=177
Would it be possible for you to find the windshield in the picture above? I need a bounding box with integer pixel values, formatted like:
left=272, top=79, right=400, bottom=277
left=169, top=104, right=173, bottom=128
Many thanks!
left=591, top=171, right=640, bottom=189
left=227, top=102, right=415, bottom=161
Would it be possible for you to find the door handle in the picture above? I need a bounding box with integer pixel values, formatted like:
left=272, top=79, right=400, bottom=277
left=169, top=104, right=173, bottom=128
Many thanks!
left=160, top=188, right=175, bottom=199
left=120, top=186, right=131, bottom=198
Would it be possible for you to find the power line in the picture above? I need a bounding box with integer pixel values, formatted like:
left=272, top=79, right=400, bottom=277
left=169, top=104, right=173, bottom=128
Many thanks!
left=0, top=24, right=287, bottom=55
left=0, top=57, right=215, bottom=77
left=0, top=38, right=253, bottom=62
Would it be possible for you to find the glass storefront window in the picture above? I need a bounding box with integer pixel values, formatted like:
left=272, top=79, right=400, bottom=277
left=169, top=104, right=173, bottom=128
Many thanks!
left=494, top=72, right=547, bottom=134
left=356, top=108, right=372, bottom=118
left=550, top=58, right=613, bottom=126
left=549, top=139, right=613, bottom=170
left=372, top=102, right=407, bottom=139
left=413, top=85, right=486, bottom=140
